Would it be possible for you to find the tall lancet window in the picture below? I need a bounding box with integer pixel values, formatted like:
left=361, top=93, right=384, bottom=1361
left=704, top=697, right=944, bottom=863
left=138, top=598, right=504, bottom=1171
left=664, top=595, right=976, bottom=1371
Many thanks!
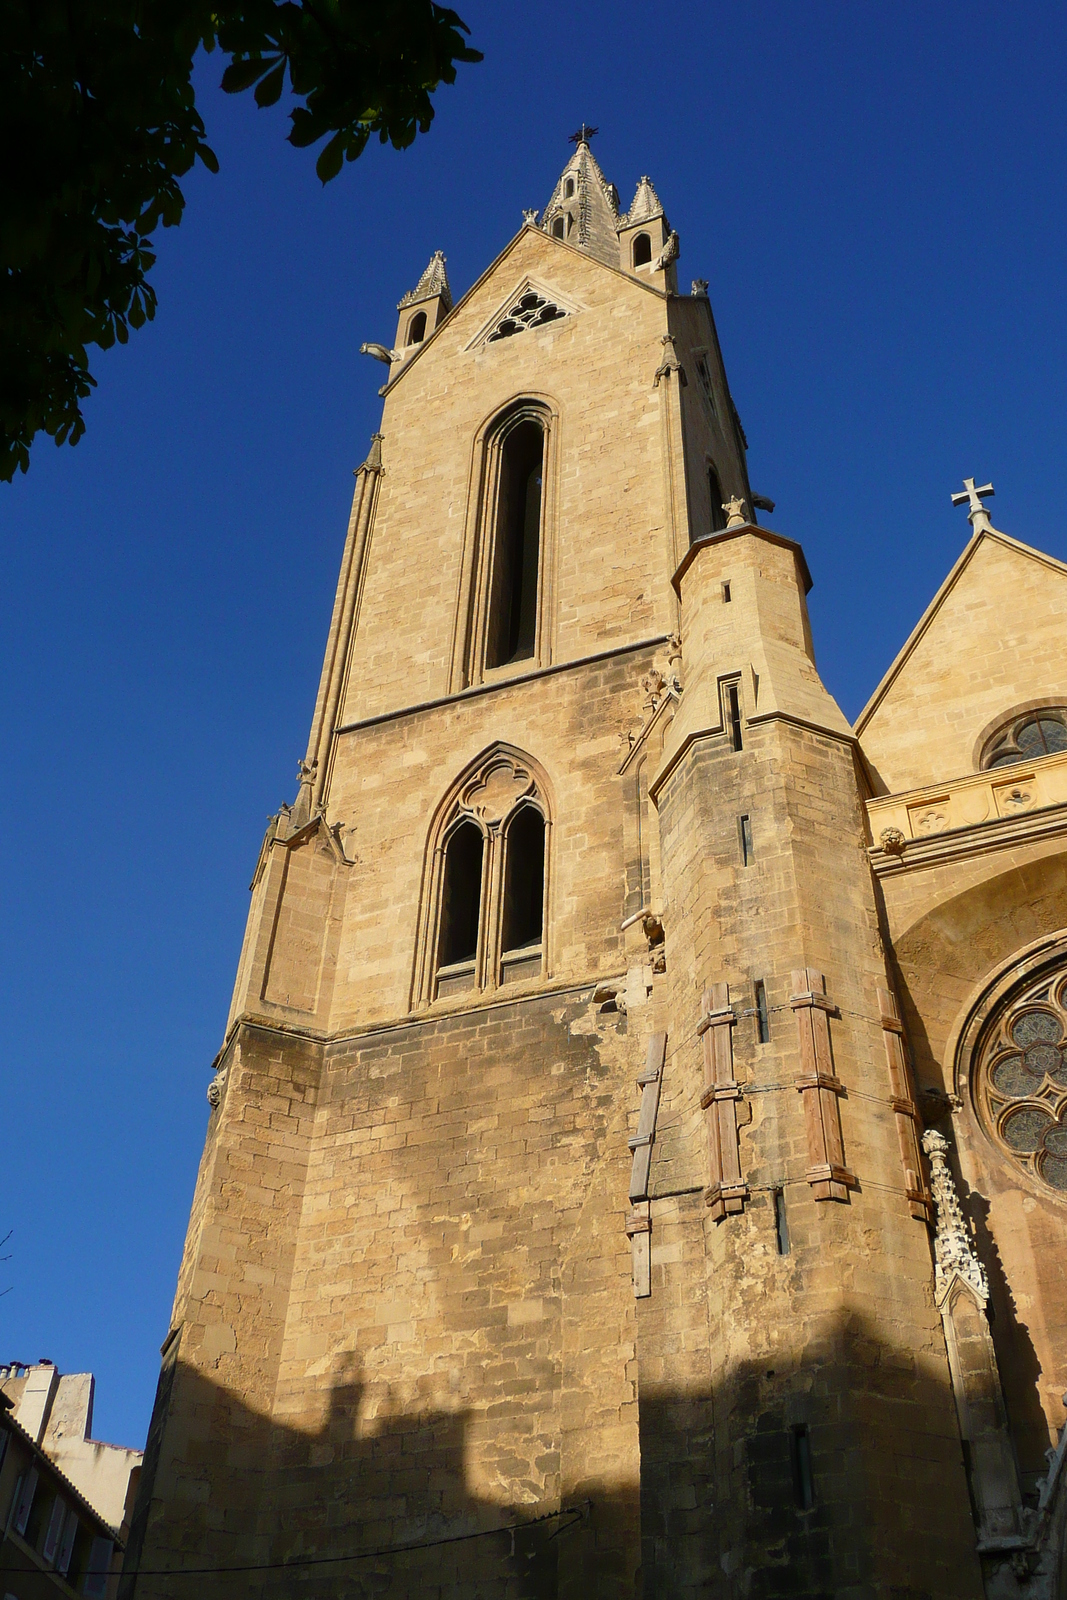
left=487, top=420, right=544, bottom=667
left=708, top=465, right=727, bottom=534
left=438, top=820, right=484, bottom=982
left=501, top=806, right=545, bottom=982
left=452, top=399, right=557, bottom=693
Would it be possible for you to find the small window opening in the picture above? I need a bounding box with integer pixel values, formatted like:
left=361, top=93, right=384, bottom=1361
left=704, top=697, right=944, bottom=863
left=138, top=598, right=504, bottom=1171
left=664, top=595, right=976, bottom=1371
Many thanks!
left=739, top=813, right=753, bottom=865
left=632, top=232, right=652, bottom=267
left=566, top=213, right=575, bottom=238
left=487, top=419, right=544, bottom=668
left=502, top=807, right=545, bottom=954
left=755, top=979, right=770, bottom=1043
left=438, top=821, right=484, bottom=969
left=407, top=310, right=427, bottom=345
left=774, top=1188, right=790, bottom=1255
left=551, top=216, right=565, bottom=239
left=709, top=467, right=726, bottom=533
left=722, top=581, right=732, bottom=603
left=564, top=177, right=575, bottom=198
left=790, top=1425, right=814, bottom=1510
left=726, top=682, right=743, bottom=751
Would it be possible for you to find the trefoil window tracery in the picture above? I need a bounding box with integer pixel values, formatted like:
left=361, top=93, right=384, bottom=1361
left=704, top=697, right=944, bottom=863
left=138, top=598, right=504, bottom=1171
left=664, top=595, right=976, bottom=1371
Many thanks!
left=412, top=749, right=552, bottom=1008
left=487, top=291, right=567, bottom=343
left=981, top=708, right=1067, bottom=769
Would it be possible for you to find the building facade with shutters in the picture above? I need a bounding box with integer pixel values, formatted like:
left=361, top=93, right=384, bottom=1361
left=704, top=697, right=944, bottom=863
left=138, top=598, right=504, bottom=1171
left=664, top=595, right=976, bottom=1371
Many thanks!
left=121, top=135, right=1067, bottom=1599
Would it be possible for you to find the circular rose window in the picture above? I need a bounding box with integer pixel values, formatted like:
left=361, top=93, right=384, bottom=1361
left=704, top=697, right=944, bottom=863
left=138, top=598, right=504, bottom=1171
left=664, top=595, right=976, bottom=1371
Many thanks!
left=975, top=966, right=1067, bottom=1193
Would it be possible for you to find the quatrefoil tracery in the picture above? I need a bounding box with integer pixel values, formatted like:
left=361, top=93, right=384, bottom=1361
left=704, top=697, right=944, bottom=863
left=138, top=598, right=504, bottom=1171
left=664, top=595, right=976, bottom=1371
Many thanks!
left=978, top=976, right=1067, bottom=1192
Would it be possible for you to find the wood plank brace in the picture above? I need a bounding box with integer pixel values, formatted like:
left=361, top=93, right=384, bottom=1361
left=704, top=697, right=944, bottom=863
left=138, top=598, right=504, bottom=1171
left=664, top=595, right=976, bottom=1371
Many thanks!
left=699, top=982, right=750, bottom=1222
left=878, top=985, right=934, bottom=1222
left=625, top=1030, right=667, bottom=1298
left=790, top=967, right=857, bottom=1202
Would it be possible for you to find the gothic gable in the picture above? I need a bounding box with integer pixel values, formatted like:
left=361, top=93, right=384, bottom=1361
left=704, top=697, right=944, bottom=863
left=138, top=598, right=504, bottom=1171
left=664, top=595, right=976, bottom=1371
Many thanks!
left=857, top=527, right=1067, bottom=795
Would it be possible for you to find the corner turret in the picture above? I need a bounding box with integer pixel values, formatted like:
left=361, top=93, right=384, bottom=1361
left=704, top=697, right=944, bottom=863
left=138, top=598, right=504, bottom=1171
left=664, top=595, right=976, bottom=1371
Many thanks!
left=393, top=250, right=453, bottom=358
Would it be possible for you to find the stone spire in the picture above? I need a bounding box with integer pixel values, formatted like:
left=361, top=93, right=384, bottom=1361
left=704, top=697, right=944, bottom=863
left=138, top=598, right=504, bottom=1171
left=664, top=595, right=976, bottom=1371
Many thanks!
left=620, top=175, right=665, bottom=228
left=397, top=250, right=453, bottom=313
left=921, top=1129, right=990, bottom=1306
left=540, top=131, right=621, bottom=267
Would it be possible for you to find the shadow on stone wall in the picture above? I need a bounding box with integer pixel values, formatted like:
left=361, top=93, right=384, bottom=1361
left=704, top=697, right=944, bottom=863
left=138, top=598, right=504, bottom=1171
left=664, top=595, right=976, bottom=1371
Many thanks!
left=119, top=1301, right=993, bottom=1600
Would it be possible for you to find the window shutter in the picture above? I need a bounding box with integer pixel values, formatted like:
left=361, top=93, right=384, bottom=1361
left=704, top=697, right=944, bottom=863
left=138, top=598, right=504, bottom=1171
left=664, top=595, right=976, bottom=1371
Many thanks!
left=56, top=1508, right=79, bottom=1575
left=83, top=1535, right=114, bottom=1598
left=43, top=1496, right=67, bottom=1564
left=13, top=1466, right=38, bottom=1535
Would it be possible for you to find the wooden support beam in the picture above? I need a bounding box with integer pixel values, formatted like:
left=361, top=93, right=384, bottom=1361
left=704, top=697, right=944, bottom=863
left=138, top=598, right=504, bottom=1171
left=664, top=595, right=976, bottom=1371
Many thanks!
left=699, top=983, right=749, bottom=1222
left=790, top=968, right=857, bottom=1202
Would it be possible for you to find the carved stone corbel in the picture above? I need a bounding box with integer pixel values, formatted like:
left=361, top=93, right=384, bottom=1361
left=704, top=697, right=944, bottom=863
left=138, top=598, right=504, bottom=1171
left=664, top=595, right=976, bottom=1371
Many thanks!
left=698, top=984, right=749, bottom=1221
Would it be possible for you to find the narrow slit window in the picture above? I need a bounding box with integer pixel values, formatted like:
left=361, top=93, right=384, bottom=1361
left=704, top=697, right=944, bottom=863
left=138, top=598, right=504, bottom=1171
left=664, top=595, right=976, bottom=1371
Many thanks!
left=564, top=177, right=575, bottom=198
left=501, top=807, right=545, bottom=956
left=722, top=581, right=732, bottom=603
left=726, top=682, right=743, bottom=751
left=486, top=420, right=544, bottom=668
left=739, top=813, right=753, bottom=865
left=774, top=1188, right=790, bottom=1255
left=438, top=821, right=484, bottom=970
left=407, top=310, right=427, bottom=345
left=755, top=979, right=769, bottom=1043
left=709, top=466, right=726, bottom=533
left=791, top=1425, right=814, bottom=1510
left=632, top=232, right=652, bottom=267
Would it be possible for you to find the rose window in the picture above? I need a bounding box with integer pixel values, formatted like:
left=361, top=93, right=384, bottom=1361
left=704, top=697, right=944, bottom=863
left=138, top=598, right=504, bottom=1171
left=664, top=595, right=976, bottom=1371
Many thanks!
left=975, top=967, right=1067, bottom=1192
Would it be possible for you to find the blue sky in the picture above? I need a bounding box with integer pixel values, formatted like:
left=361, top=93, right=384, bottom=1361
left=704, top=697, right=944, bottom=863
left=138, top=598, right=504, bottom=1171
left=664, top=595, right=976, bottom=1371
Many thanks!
left=3, top=0, right=1066, bottom=1451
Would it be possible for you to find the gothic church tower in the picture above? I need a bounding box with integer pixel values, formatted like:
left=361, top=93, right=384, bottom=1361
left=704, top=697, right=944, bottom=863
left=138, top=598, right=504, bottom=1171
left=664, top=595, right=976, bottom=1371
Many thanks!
left=121, top=134, right=1009, bottom=1599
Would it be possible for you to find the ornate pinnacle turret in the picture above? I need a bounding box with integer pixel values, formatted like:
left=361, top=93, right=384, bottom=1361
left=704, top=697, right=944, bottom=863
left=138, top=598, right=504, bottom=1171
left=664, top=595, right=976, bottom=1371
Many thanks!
left=620, top=175, right=665, bottom=229
left=921, top=1129, right=989, bottom=1306
left=397, top=250, right=453, bottom=313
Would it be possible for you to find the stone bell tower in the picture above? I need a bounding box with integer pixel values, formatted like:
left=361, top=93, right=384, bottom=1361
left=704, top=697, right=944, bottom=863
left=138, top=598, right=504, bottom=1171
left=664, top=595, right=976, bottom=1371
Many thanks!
left=123, top=132, right=986, bottom=1599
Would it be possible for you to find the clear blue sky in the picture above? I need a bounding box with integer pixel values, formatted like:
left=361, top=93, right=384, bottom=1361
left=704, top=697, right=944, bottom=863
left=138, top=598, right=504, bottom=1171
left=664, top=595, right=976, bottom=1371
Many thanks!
left=4, top=0, right=1066, bottom=1451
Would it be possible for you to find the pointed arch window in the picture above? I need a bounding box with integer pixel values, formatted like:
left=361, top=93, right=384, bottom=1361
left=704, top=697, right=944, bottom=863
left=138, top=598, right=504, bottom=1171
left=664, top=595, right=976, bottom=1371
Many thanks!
left=707, top=465, right=727, bottom=535
left=407, top=310, right=427, bottom=345
left=413, top=750, right=553, bottom=1006
left=632, top=232, right=652, bottom=267
left=454, top=399, right=557, bottom=689
left=552, top=216, right=565, bottom=239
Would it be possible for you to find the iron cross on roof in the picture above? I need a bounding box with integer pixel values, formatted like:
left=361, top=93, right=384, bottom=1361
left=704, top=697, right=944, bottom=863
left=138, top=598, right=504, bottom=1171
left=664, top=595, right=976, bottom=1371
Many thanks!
left=569, top=124, right=598, bottom=145
left=951, top=476, right=995, bottom=532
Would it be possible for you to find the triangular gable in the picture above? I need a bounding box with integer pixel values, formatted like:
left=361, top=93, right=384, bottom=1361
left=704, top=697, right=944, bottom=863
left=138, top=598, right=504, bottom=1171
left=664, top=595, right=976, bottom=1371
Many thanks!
left=856, top=525, right=1067, bottom=793
left=465, top=275, right=586, bottom=350
left=378, top=224, right=668, bottom=398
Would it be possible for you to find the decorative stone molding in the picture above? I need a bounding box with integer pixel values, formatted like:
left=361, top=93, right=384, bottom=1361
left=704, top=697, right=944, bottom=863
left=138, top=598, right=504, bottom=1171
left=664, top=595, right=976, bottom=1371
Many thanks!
left=653, top=333, right=687, bottom=387
left=867, top=746, right=1067, bottom=868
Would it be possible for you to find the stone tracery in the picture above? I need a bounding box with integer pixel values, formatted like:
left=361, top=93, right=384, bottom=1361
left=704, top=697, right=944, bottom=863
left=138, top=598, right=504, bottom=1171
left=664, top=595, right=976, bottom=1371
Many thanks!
left=975, top=962, right=1067, bottom=1192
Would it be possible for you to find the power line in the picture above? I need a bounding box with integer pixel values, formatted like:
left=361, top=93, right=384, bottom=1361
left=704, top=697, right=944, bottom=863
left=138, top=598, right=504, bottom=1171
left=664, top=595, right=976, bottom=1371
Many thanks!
left=122, top=1504, right=586, bottom=1578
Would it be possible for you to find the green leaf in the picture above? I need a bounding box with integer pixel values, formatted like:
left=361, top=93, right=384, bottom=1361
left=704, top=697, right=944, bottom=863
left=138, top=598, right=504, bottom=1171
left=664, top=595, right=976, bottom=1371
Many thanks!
left=198, top=143, right=221, bottom=174
left=254, top=59, right=286, bottom=107
left=315, top=131, right=344, bottom=183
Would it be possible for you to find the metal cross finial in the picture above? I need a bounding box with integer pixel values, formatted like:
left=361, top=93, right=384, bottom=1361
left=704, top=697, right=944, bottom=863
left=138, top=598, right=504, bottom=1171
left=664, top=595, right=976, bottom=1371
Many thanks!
left=950, top=476, right=995, bottom=532
left=568, top=123, right=598, bottom=145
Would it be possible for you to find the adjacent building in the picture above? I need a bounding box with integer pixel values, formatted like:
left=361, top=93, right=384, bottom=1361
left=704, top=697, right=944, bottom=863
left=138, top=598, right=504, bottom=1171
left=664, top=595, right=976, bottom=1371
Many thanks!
left=1, top=1362, right=141, bottom=1599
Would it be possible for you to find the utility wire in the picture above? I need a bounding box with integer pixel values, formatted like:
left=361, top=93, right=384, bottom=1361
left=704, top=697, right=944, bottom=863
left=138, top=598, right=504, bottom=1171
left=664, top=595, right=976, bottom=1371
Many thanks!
left=121, top=1505, right=585, bottom=1578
